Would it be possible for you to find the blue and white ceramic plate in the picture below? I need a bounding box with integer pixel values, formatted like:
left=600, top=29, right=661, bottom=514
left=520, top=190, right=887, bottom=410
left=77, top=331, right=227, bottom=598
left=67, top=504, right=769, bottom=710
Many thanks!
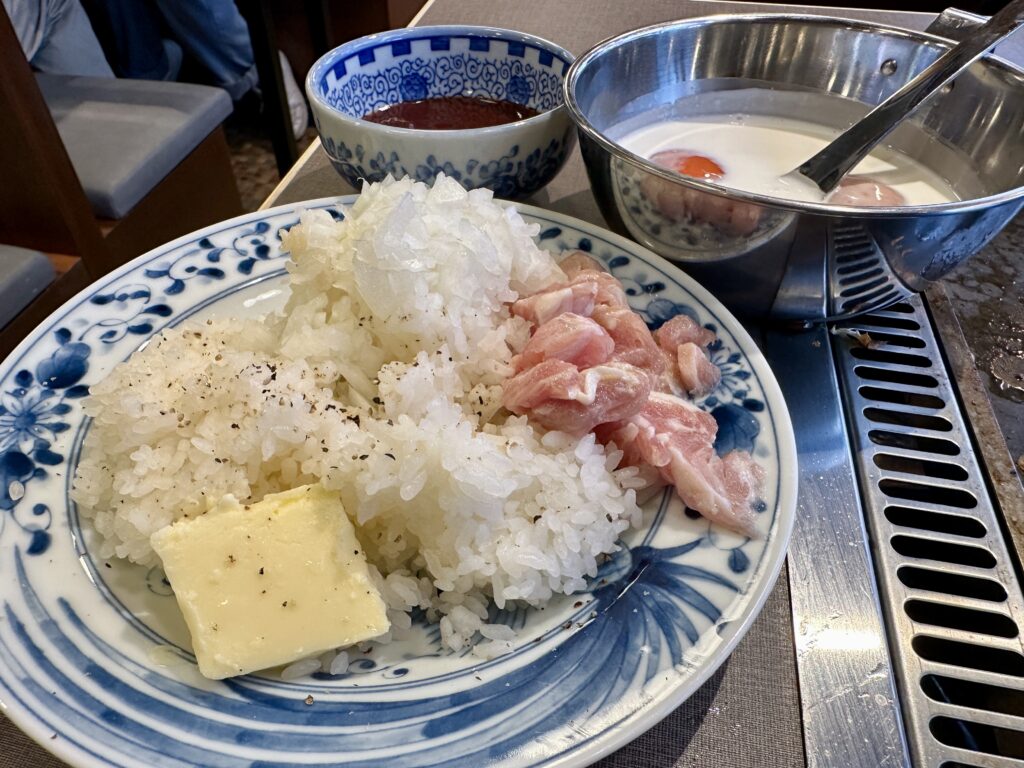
left=0, top=199, right=797, bottom=768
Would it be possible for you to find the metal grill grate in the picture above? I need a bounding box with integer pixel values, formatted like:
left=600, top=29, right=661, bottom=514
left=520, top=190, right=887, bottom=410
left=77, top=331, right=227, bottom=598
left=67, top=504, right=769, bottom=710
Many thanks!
left=828, top=222, right=913, bottom=317
left=833, top=296, right=1024, bottom=767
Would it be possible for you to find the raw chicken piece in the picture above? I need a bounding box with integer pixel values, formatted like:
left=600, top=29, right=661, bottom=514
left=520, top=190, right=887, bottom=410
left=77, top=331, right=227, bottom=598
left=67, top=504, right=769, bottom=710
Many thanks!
left=513, top=253, right=628, bottom=327
left=502, top=359, right=652, bottom=435
left=558, top=250, right=604, bottom=277
left=654, top=314, right=717, bottom=351
left=675, top=342, right=721, bottom=397
left=591, top=304, right=665, bottom=380
left=654, top=315, right=720, bottom=397
left=509, top=256, right=763, bottom=533
left=571, top=268, right=629, bottom=309
left=827, top=176, right=906, bottom=207
left=513, top=313, right=615, bottom=372
left=721, top=450, right=765, bottom=523
left=594, top=418, right=647, bottom=468
left=511, top=281, right=599, bottom=325
left=598, top=392, right=716, bottom=466
left=597, top=392, right=760, bottom=535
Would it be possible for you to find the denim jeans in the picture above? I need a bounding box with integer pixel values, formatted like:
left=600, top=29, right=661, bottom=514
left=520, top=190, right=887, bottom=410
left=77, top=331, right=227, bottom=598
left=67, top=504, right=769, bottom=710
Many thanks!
left=84, top=0, right=258, bottom=100
left=153, top=0, right=258, bottom=100
left=3, top=0, right=113, bottom=76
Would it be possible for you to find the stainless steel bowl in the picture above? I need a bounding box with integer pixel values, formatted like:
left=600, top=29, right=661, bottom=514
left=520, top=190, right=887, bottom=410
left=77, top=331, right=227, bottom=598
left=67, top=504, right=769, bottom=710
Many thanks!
left=564, top=13, right=1024, bottom=321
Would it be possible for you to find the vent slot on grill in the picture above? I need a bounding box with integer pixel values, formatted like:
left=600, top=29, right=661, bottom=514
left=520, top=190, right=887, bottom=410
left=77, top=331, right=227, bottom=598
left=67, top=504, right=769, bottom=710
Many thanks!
left=891, top=536, right=995, bottom=568
left=860, top=386, right=945, bottom=409
left=904, top=599, right=1019, bottom=639
left=837, top=260, right=877, bottom=276
left=930, top=717, right=1024, bottom=760
left=886, top=507, right=986, bottom=538
left=882, top=303, right=916, bottom=313
left=855, top=366, right=938, bottom=388
left=865, top=408, right=953, bottom=431
left=897, top=567, right=1007, bottom=602
left=838, top=264, right=883, bottom=279
left=850, top=348, right=934, bottom=368
left=854, top=314, right=921, bottom=331
left=913, top=636, right=1024, bottom=676
left=923, top=675, right=1024, bottom=718
left=849, top=331, right=927, bottom=349
left=841, top=288, right=899, bottom=313
left=880, top=480, right=977, bottom=509
left=835, top=249, right=876, bottom=263
left=833, top=232, right=871, bottom=245
left=868, top=430, right=960, bottom=456
left=874, top=455, right=969, bottom=482
left=840, top=277, right=890, bottom=298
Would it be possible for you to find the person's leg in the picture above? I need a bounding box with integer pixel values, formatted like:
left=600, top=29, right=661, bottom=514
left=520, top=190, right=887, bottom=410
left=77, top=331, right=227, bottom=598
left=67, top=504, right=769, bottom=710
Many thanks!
left=32, top=0, right=114, bottom=76
left=80, top=0, right=179, bottom=80
left=154, top=0, right=307, bottom=135
left=153, top=0, right=257, bottom=100
left=2, top=0, right=46, bottom=61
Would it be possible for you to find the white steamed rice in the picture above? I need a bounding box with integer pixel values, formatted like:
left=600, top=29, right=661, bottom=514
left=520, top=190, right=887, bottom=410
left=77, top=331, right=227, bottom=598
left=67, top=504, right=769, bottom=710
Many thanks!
left=72, top=175, right=644, bottom=652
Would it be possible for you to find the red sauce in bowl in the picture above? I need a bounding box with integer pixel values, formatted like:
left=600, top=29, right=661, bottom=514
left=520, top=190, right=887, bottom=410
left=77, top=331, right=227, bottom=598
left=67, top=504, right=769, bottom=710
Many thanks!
left=362, top=95, right=540, bottom=130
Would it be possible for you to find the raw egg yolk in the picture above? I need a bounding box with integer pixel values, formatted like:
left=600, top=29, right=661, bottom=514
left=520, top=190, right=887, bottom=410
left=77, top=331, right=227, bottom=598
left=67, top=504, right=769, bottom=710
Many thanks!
left=673, top=155, right=724, bottom=180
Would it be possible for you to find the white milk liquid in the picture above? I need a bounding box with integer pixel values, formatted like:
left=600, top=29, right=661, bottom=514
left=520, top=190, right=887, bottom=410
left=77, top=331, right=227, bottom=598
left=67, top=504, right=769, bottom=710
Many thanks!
left=618, top=114, right=959, bottom=205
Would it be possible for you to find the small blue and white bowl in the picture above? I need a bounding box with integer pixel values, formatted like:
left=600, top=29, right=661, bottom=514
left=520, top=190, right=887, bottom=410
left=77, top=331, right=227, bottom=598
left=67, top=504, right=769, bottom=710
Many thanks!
left=306, top=26, right=576, bottom=199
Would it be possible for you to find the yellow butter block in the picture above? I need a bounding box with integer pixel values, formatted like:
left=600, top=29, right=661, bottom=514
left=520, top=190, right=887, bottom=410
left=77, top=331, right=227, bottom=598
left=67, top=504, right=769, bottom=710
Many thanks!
left=151, top=484, right=389, bottom=679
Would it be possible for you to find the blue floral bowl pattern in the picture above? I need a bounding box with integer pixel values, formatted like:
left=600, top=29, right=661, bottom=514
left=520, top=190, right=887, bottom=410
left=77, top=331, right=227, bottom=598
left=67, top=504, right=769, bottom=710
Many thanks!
left=307, top=27, right=577, bottom=199
left=0, top=200, right=797, bottom=767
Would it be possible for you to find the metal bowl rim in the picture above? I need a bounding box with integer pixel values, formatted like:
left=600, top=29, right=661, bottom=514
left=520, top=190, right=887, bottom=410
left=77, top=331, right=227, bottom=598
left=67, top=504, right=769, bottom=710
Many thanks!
left=564, top=12, right=1024, bottom=217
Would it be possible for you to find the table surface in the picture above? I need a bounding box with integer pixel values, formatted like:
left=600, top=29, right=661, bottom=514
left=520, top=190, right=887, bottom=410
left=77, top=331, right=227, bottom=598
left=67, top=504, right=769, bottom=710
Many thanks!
left=4, top=1, right=1022, bottom=766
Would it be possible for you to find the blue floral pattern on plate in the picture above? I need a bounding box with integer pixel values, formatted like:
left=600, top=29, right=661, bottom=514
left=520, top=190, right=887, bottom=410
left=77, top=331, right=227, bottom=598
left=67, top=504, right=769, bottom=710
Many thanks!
left=0, top=200, right=796, bottom=767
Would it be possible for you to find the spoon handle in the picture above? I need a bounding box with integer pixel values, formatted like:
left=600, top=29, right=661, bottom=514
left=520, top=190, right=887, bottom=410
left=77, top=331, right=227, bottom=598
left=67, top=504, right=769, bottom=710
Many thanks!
left=797, top=0, right=1024, bottom=194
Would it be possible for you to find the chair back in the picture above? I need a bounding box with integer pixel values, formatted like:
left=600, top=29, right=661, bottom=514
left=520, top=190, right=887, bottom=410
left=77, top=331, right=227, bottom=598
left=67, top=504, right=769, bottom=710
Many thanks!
left=0, top=4, right=113, bottom=275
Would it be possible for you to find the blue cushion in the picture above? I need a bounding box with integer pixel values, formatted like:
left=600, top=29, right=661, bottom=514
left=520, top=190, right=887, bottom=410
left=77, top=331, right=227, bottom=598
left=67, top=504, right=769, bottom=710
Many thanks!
left=0, top=245, right=55, bottom=329
left=36, top=75, right=233, bottom=219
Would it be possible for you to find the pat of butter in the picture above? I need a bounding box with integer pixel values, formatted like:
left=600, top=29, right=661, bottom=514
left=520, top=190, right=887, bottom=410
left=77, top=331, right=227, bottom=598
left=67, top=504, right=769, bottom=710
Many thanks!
left=150, top=484, right=389, bottom=679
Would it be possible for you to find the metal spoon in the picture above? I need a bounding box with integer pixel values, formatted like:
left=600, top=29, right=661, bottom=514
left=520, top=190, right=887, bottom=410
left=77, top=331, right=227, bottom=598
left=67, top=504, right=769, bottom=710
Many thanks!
left=788, top=0, right=1024, bottom=197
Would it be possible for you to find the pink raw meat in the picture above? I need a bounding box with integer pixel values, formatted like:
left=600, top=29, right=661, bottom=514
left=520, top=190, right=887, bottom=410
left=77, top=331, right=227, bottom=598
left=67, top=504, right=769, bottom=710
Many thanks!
left=654, top=315, right=721, bottom=397
left=675, top=342, right=721, bottom=397
left=512, top=281, right=598, bottom=325
left=591, top=304, right=665, bottom=380
left=654, top=314, right=717, bottom=350
left=571, top=268, right=629, bottom=309
left=513, top=313, right=615, bottom=372
left=507, top=257, right=762, bottom=534
left=513, top=254, right=629, bottom=328
left=597, top=392, right=760, bottom=535
left=502, top=358, right=652, bottom=435
left=558, top=250, right=604, bottom=277
left=827, top=176, right=906, bottom=207
left=721, top=450, right=765, bottom=523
